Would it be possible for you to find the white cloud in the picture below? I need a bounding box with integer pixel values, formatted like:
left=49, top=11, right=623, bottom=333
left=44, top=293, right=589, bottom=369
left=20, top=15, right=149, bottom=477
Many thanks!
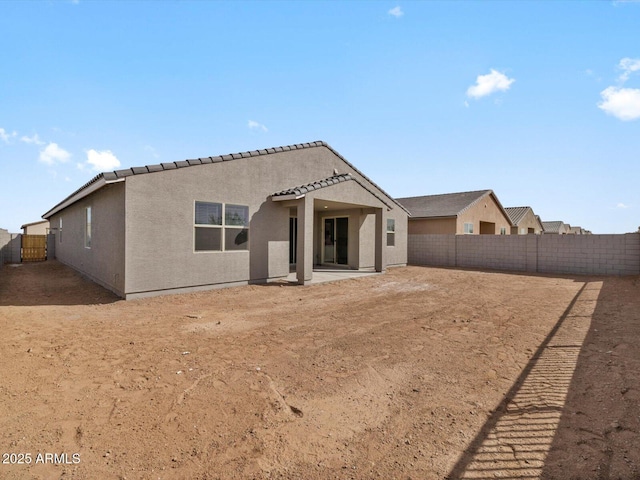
left=617, top=202, right=630, bottom=209
left=0, top=128, right=17, bottom=143
left=39, top=142, right=71, bottom=165
left=248, top=120, right=268, bottom=132
left=618, top=57, right=640, bottom=82
left=598, top=86, right=640, bottom=120
left=388, top=6, right=404, bottom=17
left=466, top=69, right=515, bottom=99
left=20, top=133, right=45, bottom=145
left=86, top=149, right=121, bottom=172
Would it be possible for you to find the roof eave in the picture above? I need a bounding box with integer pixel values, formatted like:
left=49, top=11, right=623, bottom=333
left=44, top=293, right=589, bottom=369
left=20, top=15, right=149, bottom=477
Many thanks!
left=42, top=176, right=125, bottom=219
left=272, top=193, right=305, bottom=202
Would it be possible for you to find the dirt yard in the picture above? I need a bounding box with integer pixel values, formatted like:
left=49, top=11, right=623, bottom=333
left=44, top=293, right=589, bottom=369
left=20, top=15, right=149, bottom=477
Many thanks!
left=0, top=261, right=638, bottom=480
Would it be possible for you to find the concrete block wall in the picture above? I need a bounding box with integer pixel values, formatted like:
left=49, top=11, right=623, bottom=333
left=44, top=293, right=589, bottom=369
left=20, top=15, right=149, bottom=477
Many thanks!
left=408, top=233, right=640, bottom=276
left=0, top=230, right=21, bottom=266
left=408, top=234, right=455, bottom=266
left=537, top=234, right=640, bottom=275
left=0, top=228, right=9, bottom=267
left=456, top=235, right=537, bottom=272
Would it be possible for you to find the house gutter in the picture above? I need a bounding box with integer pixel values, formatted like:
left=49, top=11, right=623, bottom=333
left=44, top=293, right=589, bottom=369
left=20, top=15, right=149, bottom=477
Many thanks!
left=42, top=176, right=125, bottom=219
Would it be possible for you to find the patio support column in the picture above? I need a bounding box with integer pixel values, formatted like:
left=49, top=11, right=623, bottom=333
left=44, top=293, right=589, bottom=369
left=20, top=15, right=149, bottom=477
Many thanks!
left=375, top=208, right=386, bottom=273
left=296, top=196, right=314, bottom=284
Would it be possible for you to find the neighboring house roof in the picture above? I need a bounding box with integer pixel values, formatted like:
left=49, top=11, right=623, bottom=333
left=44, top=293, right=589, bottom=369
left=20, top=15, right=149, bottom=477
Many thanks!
left=504, top=206, right=544, bottom=231
left=42, top=141, right=409, bottom=219
left=504, top=207, right=531, bottom=226
left=21, top=220, right=49, bottom=230
left=396, top=189, right=513, bottom=225
left=541, top=221, right=565, bottom=233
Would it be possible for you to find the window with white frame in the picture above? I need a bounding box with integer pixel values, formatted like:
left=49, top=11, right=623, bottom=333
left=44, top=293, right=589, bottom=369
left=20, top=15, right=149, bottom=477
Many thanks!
left=85, top=207, right=92, bottom=248
left=500, top=227, right=506, bottom=235
left=386, top=218, right=395, bottom=246
left=194, top=202, right=249, bottom=252
left=224, top=204, right=249, bottom=251
left=464, top=222, right=474, bottom=234
left=59, top=217, right=63, bottom=243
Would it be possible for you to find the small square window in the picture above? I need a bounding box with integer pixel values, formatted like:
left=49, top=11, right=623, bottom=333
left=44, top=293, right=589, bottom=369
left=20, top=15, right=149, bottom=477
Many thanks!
left=195, top=202, right=222, bottom=225
left=194, top=202, right=249, bottom=252
left=464, top=222, right=474, bottom=234
left=225, top=228, right=249, bottom=250
left=225, top=204, right=249, bottom=227
left=195, top=227, right=222, bottom=251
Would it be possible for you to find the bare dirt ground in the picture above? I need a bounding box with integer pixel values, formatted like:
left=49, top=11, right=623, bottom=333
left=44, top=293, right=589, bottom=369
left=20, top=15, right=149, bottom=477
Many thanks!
left=0, top=261, right=638, bottom=480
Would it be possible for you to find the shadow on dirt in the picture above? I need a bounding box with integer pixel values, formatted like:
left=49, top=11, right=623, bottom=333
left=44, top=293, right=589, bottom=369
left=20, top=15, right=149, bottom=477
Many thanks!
left=0, top=260, right=120, bottom=306
left=446, top=275, right=640, bottom=480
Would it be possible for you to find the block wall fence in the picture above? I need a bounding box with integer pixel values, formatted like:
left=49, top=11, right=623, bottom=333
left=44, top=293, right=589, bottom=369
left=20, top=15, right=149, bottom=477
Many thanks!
left=408, top=233, right=640, bottom=276
left=0, top=231, right=22, bottom=267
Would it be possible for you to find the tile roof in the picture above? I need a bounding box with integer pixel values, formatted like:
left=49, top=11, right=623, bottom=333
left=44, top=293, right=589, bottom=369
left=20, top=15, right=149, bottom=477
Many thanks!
left=43, top=141, right=409, bottom=219
left=271, top=173, right=397, bottom=211
left=102, top=141, right=330, bottom=182
left=504, top=206, right=532, bottom=226
left=272, top=174, right=353, bottom=197
left=395, top=190, right=493, bottom=218
left=541, top=221, right=564, bottom=233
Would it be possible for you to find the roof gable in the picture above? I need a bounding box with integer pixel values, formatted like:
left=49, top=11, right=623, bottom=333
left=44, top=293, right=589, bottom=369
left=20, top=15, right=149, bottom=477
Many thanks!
left=541, top=221, right=565, bottom=233
left=43, top=141, right=408, bottom=219
left=396, top=190, right=493, bottom=218
left=272, top=173, right=396, bottom=210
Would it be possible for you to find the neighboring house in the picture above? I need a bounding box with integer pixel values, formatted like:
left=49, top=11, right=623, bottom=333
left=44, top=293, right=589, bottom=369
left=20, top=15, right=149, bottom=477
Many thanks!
left=21, top=220, right=50, bottom=235
left=396, top=189, right=513, bottom=235
left=504, top=207, right=544, bottom=234
left=42, top=141, right=408, bottom=299
left=567, top=226, right=584, bottom=235
left=541, top=221, right=570, bottom=234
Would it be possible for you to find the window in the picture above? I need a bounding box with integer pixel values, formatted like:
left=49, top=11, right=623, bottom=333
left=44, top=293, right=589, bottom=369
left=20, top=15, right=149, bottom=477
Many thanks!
left=85, top=207, right=92, bottom=248
left=59, top=217, right=63, bottom=244
left=225, top=204, right=249, bottom=251
left=386, top=219, right=395, bottom=247
left=464, top=222, right=474, bottom=234
left=500, top=227, right=507, bottom=235
left=520, top=228, right=526, bottom=235
left=194, top=202, right=249, bottom=252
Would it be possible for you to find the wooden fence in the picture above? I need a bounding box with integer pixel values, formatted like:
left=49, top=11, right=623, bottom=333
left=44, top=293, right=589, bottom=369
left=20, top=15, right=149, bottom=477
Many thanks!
left=21, top=234, right=47, bottom=262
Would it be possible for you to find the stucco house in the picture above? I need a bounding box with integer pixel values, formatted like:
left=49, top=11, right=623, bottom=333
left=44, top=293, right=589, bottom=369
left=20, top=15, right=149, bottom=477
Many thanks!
left=504, top=207, right=544, bottom=234
left=42, top=141, right=408, bottom=299
left=396, top=189, right=513, bottom=235
left=541, top=221, right=570, bottom=235
left=21, top=220, right=50, bottom=235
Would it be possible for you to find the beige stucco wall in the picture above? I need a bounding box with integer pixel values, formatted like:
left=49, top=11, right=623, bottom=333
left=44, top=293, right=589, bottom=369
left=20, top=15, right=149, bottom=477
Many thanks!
left=23, top=221, right=50, bottom=235
left=408, top=217, right=456, bottom=234
left=510, top=209, right=543, bottom=234
left=457, top=195, right=512, bottom=235
left=49, top=183, right=126, bottom=297
left=122, top=146, right=407, bottom=297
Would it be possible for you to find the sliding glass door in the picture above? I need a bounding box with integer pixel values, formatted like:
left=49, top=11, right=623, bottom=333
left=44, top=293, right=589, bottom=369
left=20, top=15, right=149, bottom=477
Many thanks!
left=323, top=217, right=348, bottom=265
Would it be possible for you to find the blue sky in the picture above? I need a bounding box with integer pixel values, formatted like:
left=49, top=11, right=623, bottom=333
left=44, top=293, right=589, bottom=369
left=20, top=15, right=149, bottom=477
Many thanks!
left=1, top=0, right=639, bottom=234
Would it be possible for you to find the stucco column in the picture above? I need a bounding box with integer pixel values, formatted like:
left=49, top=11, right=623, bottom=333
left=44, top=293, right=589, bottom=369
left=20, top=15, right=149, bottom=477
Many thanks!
left=375, top=208, right=386, bottom=273
left=296, top=196, right=314, bottom=284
